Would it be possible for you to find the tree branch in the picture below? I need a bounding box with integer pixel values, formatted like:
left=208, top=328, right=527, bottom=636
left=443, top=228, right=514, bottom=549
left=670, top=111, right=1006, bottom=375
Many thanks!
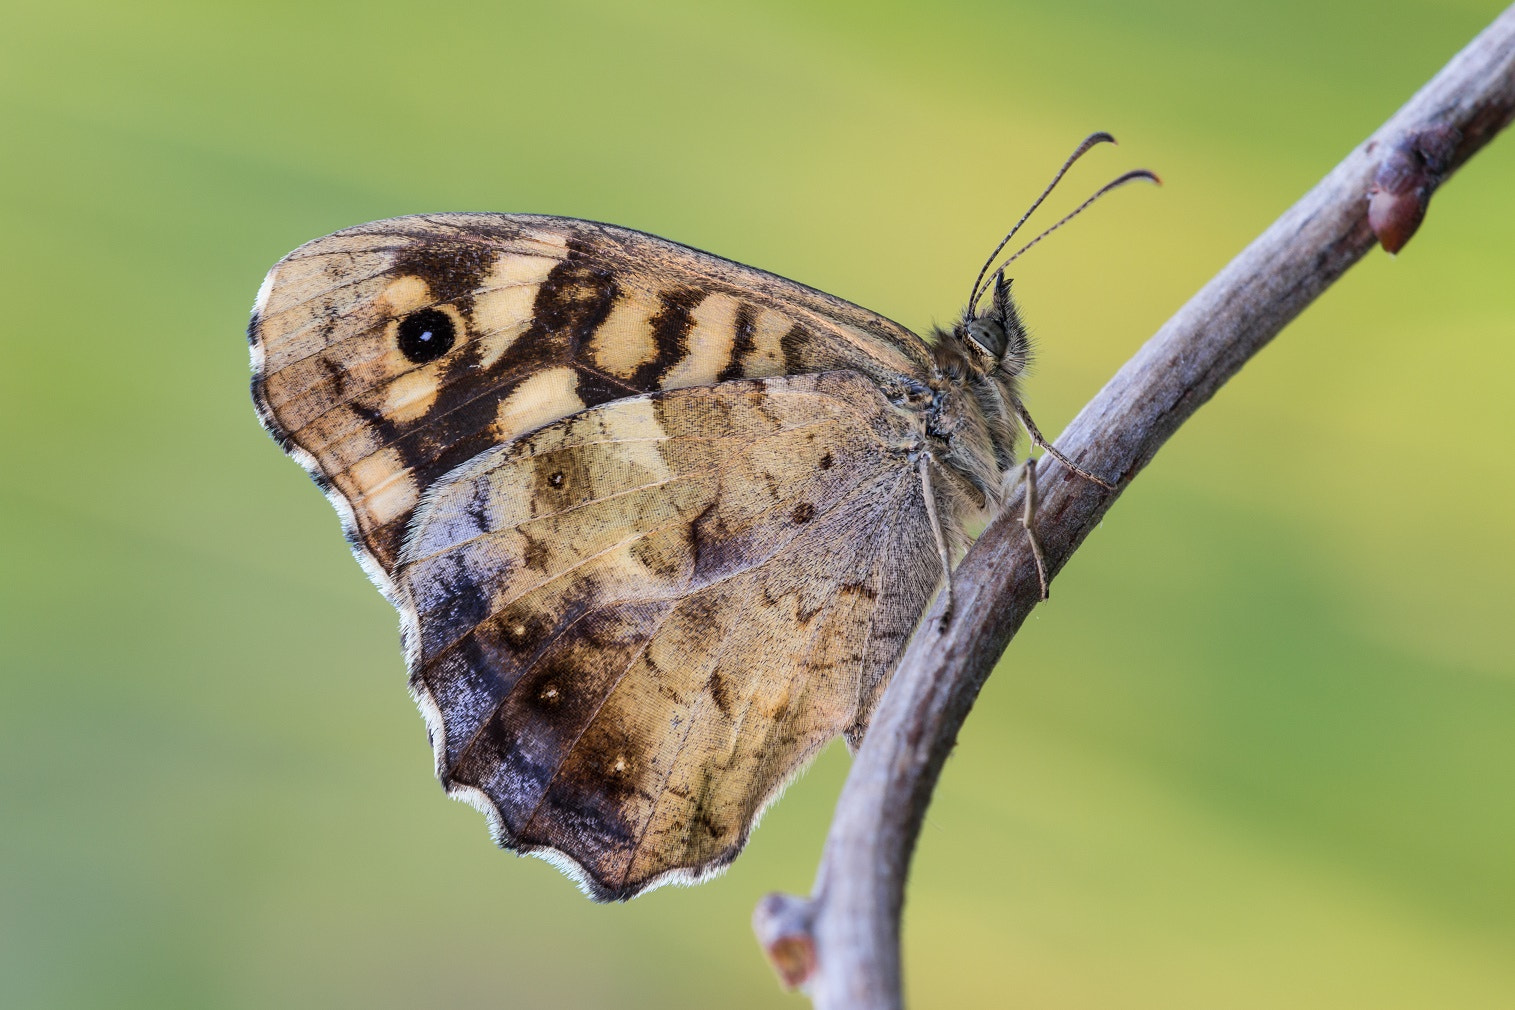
left=753, top=7, right=1515, bottom=1007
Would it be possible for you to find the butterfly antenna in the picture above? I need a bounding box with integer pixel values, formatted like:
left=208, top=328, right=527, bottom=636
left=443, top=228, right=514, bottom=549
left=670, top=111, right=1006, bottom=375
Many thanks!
left=968, top=131, right=1117, bottom=313
left=981, top=168, right=1160, bottom=282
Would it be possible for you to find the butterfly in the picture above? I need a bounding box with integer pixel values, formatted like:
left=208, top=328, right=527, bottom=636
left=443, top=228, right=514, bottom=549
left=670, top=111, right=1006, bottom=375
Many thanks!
left=248, top=134, right=1151, bottom=900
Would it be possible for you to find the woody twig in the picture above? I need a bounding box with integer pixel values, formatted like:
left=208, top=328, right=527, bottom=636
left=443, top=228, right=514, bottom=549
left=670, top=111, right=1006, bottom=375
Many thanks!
left=753, top=7, right=1515, bottom=1008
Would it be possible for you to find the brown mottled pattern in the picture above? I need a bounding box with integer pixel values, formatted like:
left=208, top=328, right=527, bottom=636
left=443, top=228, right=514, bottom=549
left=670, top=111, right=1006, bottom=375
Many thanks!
left=398, top=374, right=935, bottom=896
left=248, top=214, right=1011, bottom=900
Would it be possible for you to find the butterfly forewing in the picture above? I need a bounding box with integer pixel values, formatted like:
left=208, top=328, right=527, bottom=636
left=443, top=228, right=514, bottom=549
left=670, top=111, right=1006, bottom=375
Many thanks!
left=250, top=214, right=931, bottom=577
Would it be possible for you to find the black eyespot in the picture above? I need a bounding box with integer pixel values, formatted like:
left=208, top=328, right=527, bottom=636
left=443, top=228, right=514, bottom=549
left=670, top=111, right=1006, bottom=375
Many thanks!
left=396, top=309, right=456, bottom=363
left=548, top=471, right=565, bottom=488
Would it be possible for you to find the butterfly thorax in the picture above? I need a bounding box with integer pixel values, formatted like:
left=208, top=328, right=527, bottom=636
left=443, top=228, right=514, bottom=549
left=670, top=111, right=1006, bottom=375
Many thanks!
left=887, top=274, right=1035, bottom=523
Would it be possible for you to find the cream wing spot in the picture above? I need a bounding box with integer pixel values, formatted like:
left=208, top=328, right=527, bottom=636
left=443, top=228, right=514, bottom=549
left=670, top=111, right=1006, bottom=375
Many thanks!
left=660, top=293, right=739, bottom=390
left=493, top=367, right=585, bottom=443
left=349, top=448, right=407, bottom=498
left=597, top=397, right=674, bottom=475
left=493, top=255, right=562, bottom=286
left=472, top=252, right=563, bottom=367
left=383, top=368, right=441, bottom=423
left=586, top=290, right=662, bottom=378
left=376, top=275, right=432, bottom=315
left=347, top=447, right=419, bottom=526
left=362, top=470, right=422, bottom=527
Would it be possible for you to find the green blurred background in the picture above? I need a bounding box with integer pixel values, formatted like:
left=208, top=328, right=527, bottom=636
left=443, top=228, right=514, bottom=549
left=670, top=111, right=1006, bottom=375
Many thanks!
left=4, top=1, right=1513, bottom=1007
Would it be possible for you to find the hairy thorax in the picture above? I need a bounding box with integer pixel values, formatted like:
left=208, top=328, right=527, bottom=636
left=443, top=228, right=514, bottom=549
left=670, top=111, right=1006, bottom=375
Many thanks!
left=877, top=328, right=1024, bottom=540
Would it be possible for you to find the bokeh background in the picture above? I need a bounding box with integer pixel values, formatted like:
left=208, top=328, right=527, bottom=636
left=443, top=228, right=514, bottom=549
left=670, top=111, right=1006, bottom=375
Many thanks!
left=4, top=1, right=1513, bottom=1007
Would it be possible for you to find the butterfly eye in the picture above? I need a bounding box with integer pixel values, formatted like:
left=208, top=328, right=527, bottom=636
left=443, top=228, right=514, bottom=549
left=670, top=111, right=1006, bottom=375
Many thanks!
left=396, top=309, right=456, bottom=363
left=964, top=319, right=1007, bottom=358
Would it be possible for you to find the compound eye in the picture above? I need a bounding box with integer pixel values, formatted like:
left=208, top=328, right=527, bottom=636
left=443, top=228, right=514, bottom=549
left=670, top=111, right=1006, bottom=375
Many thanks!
left=396, top=308, right=456, bottom=363
left=964, top=318, right=1006, bottom=357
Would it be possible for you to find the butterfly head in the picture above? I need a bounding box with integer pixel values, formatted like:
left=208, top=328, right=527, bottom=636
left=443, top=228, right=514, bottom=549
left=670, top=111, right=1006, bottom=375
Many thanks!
left=917, top=267, right=1036, bottom=504
left=956, top=269, right=1032, bottom=380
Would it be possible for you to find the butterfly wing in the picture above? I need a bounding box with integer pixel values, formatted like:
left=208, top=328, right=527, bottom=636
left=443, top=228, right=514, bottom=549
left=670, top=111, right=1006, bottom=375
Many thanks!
left=249, top=213, right=933, bottom=587
left=402, top=371, right=940, bottom=898
left=249, top=215, right=947, bottom=898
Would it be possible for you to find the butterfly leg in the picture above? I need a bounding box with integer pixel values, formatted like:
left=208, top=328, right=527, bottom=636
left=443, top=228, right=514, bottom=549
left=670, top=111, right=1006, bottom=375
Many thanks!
left=1010, top=399, right=1116, bottom=490
left=1006, top=457, right=1051, bottom=600
left=917, top=454, right=955, bottom=627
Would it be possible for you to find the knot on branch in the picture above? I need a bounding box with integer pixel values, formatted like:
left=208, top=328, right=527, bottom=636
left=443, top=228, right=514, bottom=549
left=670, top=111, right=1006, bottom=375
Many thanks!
left=1368, top=124, right=1461, bottom=253
left=752, top=892, right=818, bottom=990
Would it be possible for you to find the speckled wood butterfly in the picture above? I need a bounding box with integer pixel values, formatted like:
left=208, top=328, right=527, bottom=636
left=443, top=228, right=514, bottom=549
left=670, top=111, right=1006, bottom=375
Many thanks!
left=249, top=134, right=1150, bottom=899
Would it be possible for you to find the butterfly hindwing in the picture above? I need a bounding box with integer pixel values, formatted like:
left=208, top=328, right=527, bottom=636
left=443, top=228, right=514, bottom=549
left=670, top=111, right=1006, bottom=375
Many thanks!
left=401, top=372, right=942, bottom=898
